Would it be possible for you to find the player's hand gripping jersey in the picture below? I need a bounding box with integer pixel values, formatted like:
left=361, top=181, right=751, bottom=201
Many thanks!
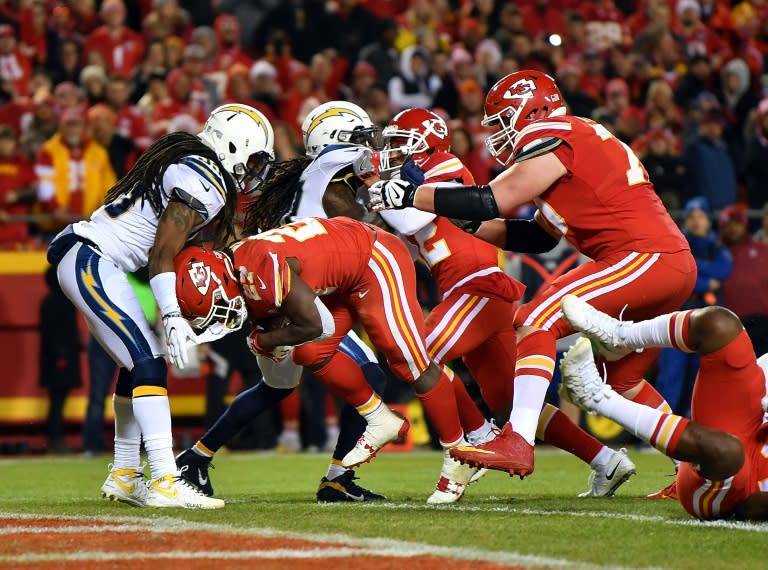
left=515, top=116, right=688, bottom=260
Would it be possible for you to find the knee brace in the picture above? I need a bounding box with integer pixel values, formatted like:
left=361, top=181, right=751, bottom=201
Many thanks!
left=131, top=357, right=168, bottom=389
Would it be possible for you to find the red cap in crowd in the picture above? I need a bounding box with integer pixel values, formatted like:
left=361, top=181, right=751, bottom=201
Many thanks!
left=718, top=205, right=747, bottom=227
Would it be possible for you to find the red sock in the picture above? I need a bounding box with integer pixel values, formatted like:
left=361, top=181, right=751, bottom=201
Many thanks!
left=280, top=390, right=300, bottom=425
left=417, top=370, right=463, bottom=446
left=650, top=413, right=690, bottom=455
left=311, top=351, right=375, bottom=408
left=448, top=367, right=486, bottom=433
left=629, top=380, right=673, bottom=413
left=537, top=403, right=603, bottom=464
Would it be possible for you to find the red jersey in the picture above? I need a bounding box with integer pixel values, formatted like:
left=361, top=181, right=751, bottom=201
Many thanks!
left=83, top=26, right=144, bottom=77
left=0, top=49, right=32, bottom=96
left=115, top=106, right=151, bottom=151
left=231, top=217, right=376, bottom=318
left=404, top=152, right=524, bottom=302
left=0, top=154, right=34, bottom=243
left=514, top=115, right=689, bottom=260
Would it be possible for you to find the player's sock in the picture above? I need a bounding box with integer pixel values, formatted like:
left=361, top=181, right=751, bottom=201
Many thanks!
left=355, top=393, right=385, bottom=420
left=200, top=382, right=293, bottom=454
left=191, top=441, right=214, bottom=459
left=132, top=391, right=176, bottom=480
left=621, top=310, right=695, bottom=351
left=112, top=394, right=141, bottom=470
left=416, top=369, right=463, bottom=447
left=625, top=382, right=680, bottom=470
left=510, top=330, right=556, bottom=444
left=447, top=366, right=486, bottom=433
left=312, top=351, right=375, bottom=407
left=536, top=402, right=604, bottom=464
left=332, top=401, right=365, bottom=462
left=589, top=446, right=616, bottom=471
left=326, top=459, right=347, bottom=480
left=590, top=388, right=689, bottom=457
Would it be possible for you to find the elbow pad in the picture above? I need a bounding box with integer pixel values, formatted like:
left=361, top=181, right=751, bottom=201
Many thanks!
left=433, top=185, right=499, bottom=221
left=504, top=219, right=559, bottom=253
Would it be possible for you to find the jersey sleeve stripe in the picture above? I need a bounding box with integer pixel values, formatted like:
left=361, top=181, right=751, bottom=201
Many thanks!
left=180, top=157, right=227, bottom=200
left=517, top=121, right=572, bottom=141
left=424, top=158, right=463, bottom=180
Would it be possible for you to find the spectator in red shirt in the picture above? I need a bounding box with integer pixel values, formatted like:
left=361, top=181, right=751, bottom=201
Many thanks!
left=521, top=0, right=566, bottom=41
left=0, top=24, right=31, bottom=97
left=0, top=124, right=34, bottom=246
left=83, top=0, right=144, bottom=79
left=579, top=49, right=607, bottom=102
left=212, top=14, right=252, bottom=71
left=450, top=122, right=491, bottom=185
left=674, top=0, right=728, bottom=68
left=279, top=66, right=323, bottom=138
left=105, top=74, right=151, bottom=152
left=150, top=67, right=205, bottom=137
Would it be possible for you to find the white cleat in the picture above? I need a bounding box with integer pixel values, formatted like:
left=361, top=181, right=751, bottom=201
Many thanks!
left=341, top=407, right=409, bottom=468
left=101, top=465, right=147, bottom=507
left=579, top=448, right=637, bottom=497
left=427, top=443, right=480, bottom=504
left=145, top=473, right=225, bottom=509
left=560, top=337, right=617, bottom=413
left=560, top=295, right=633, bottom=361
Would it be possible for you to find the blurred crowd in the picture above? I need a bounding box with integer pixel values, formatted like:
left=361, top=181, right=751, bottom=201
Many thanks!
left=3, top=0, right=768, bottom=449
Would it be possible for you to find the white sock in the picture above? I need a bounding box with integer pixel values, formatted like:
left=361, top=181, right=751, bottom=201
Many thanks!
left=112, top=395, right=141, bottom=470
left=592, top=390, right=663, bottom=441
left=466, top=420, right=494, bottom=446
left=132, top=395, right=177, bottom=480
left=356, top=393, right=383, bottom=420
left=621, top=311, right=693, bottom=351
left=326, top=463, right=347, bottom=480
left=590, top=446, right=614, bottom=470
left=509, top=375, right=550, bottom=444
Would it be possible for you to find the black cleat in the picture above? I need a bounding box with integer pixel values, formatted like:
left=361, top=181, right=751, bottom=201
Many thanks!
left=316, top=470, right=387, bottom=503
left=175, top=449, right=215, bottom=497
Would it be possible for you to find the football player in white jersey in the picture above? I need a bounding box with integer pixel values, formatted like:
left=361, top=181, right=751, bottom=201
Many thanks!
left=176, top=101, right=400, bottom=503
left=46, top=103, right=274, bottom=509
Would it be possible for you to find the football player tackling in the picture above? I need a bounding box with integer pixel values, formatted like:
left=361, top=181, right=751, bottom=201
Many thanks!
left=369, top=70, right=695, bottom=479
left=560, top=296, right=768, bottom=520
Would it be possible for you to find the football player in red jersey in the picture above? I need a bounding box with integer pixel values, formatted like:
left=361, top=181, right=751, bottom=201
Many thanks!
left=369, top=71, right=696, bottom=479
left=379, top=108, right=636, bottom=500
left=560, top=296, right=768, bottom=520
left=177, top=216, right=478, bottom=499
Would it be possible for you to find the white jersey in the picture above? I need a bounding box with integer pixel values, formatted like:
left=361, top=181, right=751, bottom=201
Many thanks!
left=290, top=144, right=369, bottom=221
left=72, top=155, right=228, bottom=273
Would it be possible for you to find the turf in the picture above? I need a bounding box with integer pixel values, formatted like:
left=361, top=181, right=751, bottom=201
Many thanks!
left=1, top=448, right=765, bottom=569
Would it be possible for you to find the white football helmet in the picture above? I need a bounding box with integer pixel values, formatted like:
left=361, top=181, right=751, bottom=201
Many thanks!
left=302, top=101, right=379, bottom=158
left=198, top=103, right=275, bottom=194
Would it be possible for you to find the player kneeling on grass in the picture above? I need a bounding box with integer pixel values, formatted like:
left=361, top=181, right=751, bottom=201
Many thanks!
left=560, top=295, right=768, bottom=520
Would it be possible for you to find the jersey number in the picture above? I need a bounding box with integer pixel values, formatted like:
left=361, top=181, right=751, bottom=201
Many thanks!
left=589, top=123, right=649, bottom=186
left=104, top=185, right=141, bottom=219
left=414, top=223, right=451, bottom=267
left=253, top=218, right=328, bottom=243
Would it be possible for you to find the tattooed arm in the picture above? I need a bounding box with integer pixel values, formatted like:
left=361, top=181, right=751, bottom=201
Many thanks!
left=149, top=198, right=204, bottom=278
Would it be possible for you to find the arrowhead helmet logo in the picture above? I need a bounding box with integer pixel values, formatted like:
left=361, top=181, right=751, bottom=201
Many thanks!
left=421, top=118, right=448, bottom=139
left=188, top=262, right=212, bottom=296
left=503, top=78, right=537, bottom=99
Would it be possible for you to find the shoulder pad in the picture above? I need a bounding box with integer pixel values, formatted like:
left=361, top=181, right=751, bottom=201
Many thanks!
left=514, top=137, right=563, bottom=163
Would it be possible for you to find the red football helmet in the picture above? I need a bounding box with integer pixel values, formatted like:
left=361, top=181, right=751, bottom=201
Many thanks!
left=482, top=70, right=566, bottom=165
left=380, top=108, right=451, bottom=172
left=174, top=246, right=247, bottom=331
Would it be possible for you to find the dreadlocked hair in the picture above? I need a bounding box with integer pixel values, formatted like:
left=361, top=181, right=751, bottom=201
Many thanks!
left=103, top=131, right=240, bottom=247
left=243, top=157, right=311, bottom=233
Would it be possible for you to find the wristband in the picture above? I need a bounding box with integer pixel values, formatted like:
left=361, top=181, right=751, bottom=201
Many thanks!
left=150, top=272, right=181, bottom=316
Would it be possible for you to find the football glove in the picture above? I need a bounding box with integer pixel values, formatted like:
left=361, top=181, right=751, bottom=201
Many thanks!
left=246, top=327, right=291, bottom=362
left=352, top=147, right=379, bottom=181
left=162, top=312, right=197, bottom=369
left=368, top=178, right=417, bottom=211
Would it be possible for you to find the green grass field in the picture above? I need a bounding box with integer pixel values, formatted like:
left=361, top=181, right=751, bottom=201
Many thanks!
left=1, top=448, right=766, bottom=569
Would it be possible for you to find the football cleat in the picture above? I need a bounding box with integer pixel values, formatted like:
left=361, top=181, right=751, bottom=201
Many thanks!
left=101, top=465, right=147, bottom=507
left=647, top=480, right=679, bottom=500
left=341, top=408, right=409, bottom=468
left=560, top=295, right=634, bottom=361
left=578, top=448, right=637, bottom=497
left=427, top=445, right=480, bottom=504
left=316, top=470, right=387, bottom=503
left=466, top=423, right=500, bottom=484
left=560, top=337, right=616, bottom=413
left=450, top=423, right=534, bottom=477
left=145, top=471, right=225, bottom=509
left=175, top=449, right=215, bottom=497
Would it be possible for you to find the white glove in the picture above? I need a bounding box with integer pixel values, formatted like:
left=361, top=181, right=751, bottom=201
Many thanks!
left=195, top=321, right=235, bottom=345
left=367, top=178, right=417, bottom=212
left=162, top=312, right=197, bottom=369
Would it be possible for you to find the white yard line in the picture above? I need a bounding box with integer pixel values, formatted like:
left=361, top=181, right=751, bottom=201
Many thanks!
left=0, top=512, right=656, bottom=570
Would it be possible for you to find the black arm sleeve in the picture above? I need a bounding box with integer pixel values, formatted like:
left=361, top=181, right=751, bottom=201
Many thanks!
left=504, top=219, right=559, bottom=253
left=432, top=185, right=499, bottom=220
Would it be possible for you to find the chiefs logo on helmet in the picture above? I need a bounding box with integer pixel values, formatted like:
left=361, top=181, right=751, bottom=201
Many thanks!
left=188, top=261, right=212, bottom=295
left=503, top=78, right=537, bottom=100
left=422, top=118, right=448, bottom=139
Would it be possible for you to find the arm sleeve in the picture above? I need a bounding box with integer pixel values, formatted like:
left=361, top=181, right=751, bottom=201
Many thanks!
left=380, top=208, right=436, bottom=236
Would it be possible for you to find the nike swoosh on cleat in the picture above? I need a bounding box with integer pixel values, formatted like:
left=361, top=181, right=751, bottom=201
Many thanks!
left=605, top=463, right=620, bottom=481
left=344, top=492, right=364, bottom=501
left=198, top=469, right=208, bottom=486
left=358, top=289, right=369, bottom=298
left=455, top=446, right=496, bottom=454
